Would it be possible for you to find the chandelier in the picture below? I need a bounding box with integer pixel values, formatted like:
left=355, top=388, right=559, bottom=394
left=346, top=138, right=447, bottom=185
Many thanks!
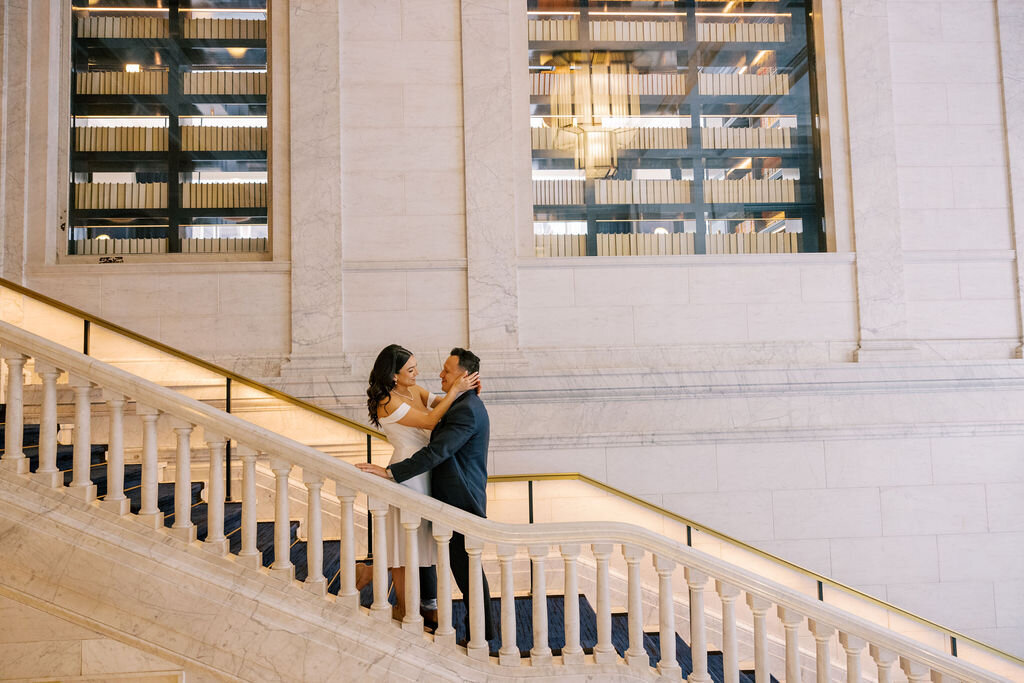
left=546, top=63, right=639, bottom=177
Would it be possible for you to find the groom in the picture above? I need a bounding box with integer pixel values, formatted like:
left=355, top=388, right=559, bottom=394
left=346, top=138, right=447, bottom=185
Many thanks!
left=357, top=347, right=496, bottom=642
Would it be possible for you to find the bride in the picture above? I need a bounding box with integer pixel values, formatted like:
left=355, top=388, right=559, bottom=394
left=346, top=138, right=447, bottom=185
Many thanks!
left=359, top=344, right=479, bottom=621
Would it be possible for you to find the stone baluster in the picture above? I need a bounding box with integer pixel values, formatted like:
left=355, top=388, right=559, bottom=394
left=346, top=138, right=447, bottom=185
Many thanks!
left=560, top=543, right=584, bottom=666
left=0, top=348, right=28, bottom=474
left=871, top=645, right=898, bottom=683
left=269, top=458, right=294, bottom=580
left=621, top=545, right=647, bottom=669
left=465, top=534, right=488, bottom=660
left=135, top=403, right=162, bottom=528
left=839, top=633, right=866, bottom=683
left=334, top=482, right=358, bottom=611
left=99, top=391, right=129, bottom=515
left=67, top=374, right=97, bottom=501
left=747, top=594, right=772, bottom=683
left=716, top=580, right=741, bottom=683
left=528, top=544, right=552, bottom=664
left=168, top=419, right=196, bottom=542
left=592, top=543, right=617, bottom=664
left=497, top=544, right=519, bottom=666
left=366, top=496, right=390, bottom=620
left=401, top=509, right=423, bottom=632
left=687, top=568, right=712, bottom=683
left=32, top=361, right=62, bottom=487
left=655, top=555, right=681, bottom=679
left=432, top=524, right=455, bottom=647
left=900, top=657, right=932, bottom=683
left=237, top=449, right=261, bottom=568
left=203, top=430, right=228, bottom=555
left=303, top=472, right=326, bottom=594
left=808, top=619, right=836, bottom=683
left=778, top=606, right=804, bottom=683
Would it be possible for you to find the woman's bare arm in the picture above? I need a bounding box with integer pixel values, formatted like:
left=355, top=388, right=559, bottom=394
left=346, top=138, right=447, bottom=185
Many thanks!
left=394, top=372, right=479, bottom=429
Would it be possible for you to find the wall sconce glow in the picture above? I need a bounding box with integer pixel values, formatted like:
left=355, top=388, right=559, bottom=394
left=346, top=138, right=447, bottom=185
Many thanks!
left=653, top=227, right=670, bottom=235
left=226, top=47, right=248, bottom=59
left=125, top=64, right=141, bottom=73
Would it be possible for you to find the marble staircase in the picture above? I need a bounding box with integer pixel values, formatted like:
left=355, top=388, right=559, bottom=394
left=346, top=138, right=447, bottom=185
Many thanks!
left=0, top=319, right=1016, bottom=682
left=3, top=413, right=770, bottom=680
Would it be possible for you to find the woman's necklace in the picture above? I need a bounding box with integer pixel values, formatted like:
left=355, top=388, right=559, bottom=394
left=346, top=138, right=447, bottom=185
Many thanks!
left=393, top=386, right=415, bottom=401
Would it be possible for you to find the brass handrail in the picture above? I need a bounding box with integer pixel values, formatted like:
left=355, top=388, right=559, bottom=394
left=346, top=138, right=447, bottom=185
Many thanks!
left=0, top=277, right=385, bottom=440
left=489, top=472, right=1024, bottom=667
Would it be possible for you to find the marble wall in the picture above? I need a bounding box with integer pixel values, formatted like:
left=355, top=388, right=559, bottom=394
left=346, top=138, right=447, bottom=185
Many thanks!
left=0, top=593, right=184, bottom=681
left=339, top=0, right=469, bottom=353
left=887, top=1, right=1020, bottom=346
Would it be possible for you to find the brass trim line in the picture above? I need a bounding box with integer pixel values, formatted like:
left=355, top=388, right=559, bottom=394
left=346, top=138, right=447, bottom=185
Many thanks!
left=0, top=277, right=385, bottom=440
left=488, top=472, right=1024, bottom=667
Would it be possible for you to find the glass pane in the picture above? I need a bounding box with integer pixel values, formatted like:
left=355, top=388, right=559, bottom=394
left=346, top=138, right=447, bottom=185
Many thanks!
left=528, top=0, right=824, bottom=256
left=68, top=0, right=269, bottom=258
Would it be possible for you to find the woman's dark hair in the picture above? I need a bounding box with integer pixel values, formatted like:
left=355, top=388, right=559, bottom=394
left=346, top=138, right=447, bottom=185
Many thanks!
left=367, top=344, right=412, bottom=427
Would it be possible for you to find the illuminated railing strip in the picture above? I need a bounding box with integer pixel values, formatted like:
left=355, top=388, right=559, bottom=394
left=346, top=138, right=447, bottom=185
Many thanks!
left=488, top=472, right=1024, bottom=667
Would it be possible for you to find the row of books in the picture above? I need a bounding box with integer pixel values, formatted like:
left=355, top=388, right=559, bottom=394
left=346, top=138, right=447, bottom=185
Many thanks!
left=706, top=231, right=799, bottom=254
left=589, top=19, right=685, bottom=42
left=527, top=19, right=579, bottom=41
left=534, top=234, right=586, bottom=257
left=622, top=73, right=688, bottom=96
left=531, top=126, right=688, bottom=151
left=181, top=126, right=268, bottom=151
left=75, top=16, right=267, bottom=41
left=532, top=179, right=585, bottom=205
left=704, top=178, right=797, bottom=203
left=71, top=237, right=268, bottom=256
left=181, top=182, right=268, bottom=208
left=76, top=71, right=168, bottom=95
left=698, top=72, right=791, bottom=96
left=73, top=238, right=168, bottom=255
left=180, top=237, right=268, bottom=253
left=597, top=233, right=696, bottom=256
left=73, top=182, right=168, bottom=209
left=530, top=72, right=688, bottom=96
left=182, top=18, right=267, bottom=40
left=75, top=126, right=168, bottom=152
left=701, top=126, right=793, bottom=149
left=696, top=22, right=786, bottom=43
left=182, top=71, right=267, bottom=95
left=594, top=179, right=691, bottom=205
left=77, top=16, right=168, bottom=39
left=627, top=127, right=688, bottom=149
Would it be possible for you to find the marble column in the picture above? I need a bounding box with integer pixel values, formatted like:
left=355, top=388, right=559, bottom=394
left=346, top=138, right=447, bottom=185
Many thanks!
left=460, top=0, right=530, bottom=351
left=995, top=2, right=1024, bottom=357
left=0, top=1, right=29, bottom=279
left=25, top=0, right=63, bottom=268
left=838, top=0, right=918, bottom=362
left=282, top=1, right=347, bottom=372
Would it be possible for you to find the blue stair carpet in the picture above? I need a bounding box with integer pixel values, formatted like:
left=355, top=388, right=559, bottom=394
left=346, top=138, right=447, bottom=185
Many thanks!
left=5, top=415, right=769, bottom=677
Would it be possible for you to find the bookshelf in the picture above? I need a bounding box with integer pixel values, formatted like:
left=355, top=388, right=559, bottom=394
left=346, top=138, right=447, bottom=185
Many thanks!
left=68, top=0, right=269, bottom=258
left=529, top=0, right=824, bottom=257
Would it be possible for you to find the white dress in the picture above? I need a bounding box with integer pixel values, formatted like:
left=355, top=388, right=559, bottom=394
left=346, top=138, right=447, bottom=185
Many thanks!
left=378, top=400, right=436, bottom=568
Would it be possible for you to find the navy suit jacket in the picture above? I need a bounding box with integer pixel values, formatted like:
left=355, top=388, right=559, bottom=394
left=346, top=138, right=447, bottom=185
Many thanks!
left=388, top=391, right=490, bottom=518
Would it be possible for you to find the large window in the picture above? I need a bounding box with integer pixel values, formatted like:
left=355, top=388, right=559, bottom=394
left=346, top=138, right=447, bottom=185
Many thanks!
left=529, top=0, right=824, bottom=257
left=68, top=0, right=268, bottom=259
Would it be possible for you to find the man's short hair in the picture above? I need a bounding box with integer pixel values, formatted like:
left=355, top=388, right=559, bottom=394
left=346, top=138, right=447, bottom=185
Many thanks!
left=450, top=347, right=480, bottom=375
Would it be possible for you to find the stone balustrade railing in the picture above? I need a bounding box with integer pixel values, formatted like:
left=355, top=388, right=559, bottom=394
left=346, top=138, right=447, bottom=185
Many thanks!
left=0, top=320, right=1013, bottom=682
